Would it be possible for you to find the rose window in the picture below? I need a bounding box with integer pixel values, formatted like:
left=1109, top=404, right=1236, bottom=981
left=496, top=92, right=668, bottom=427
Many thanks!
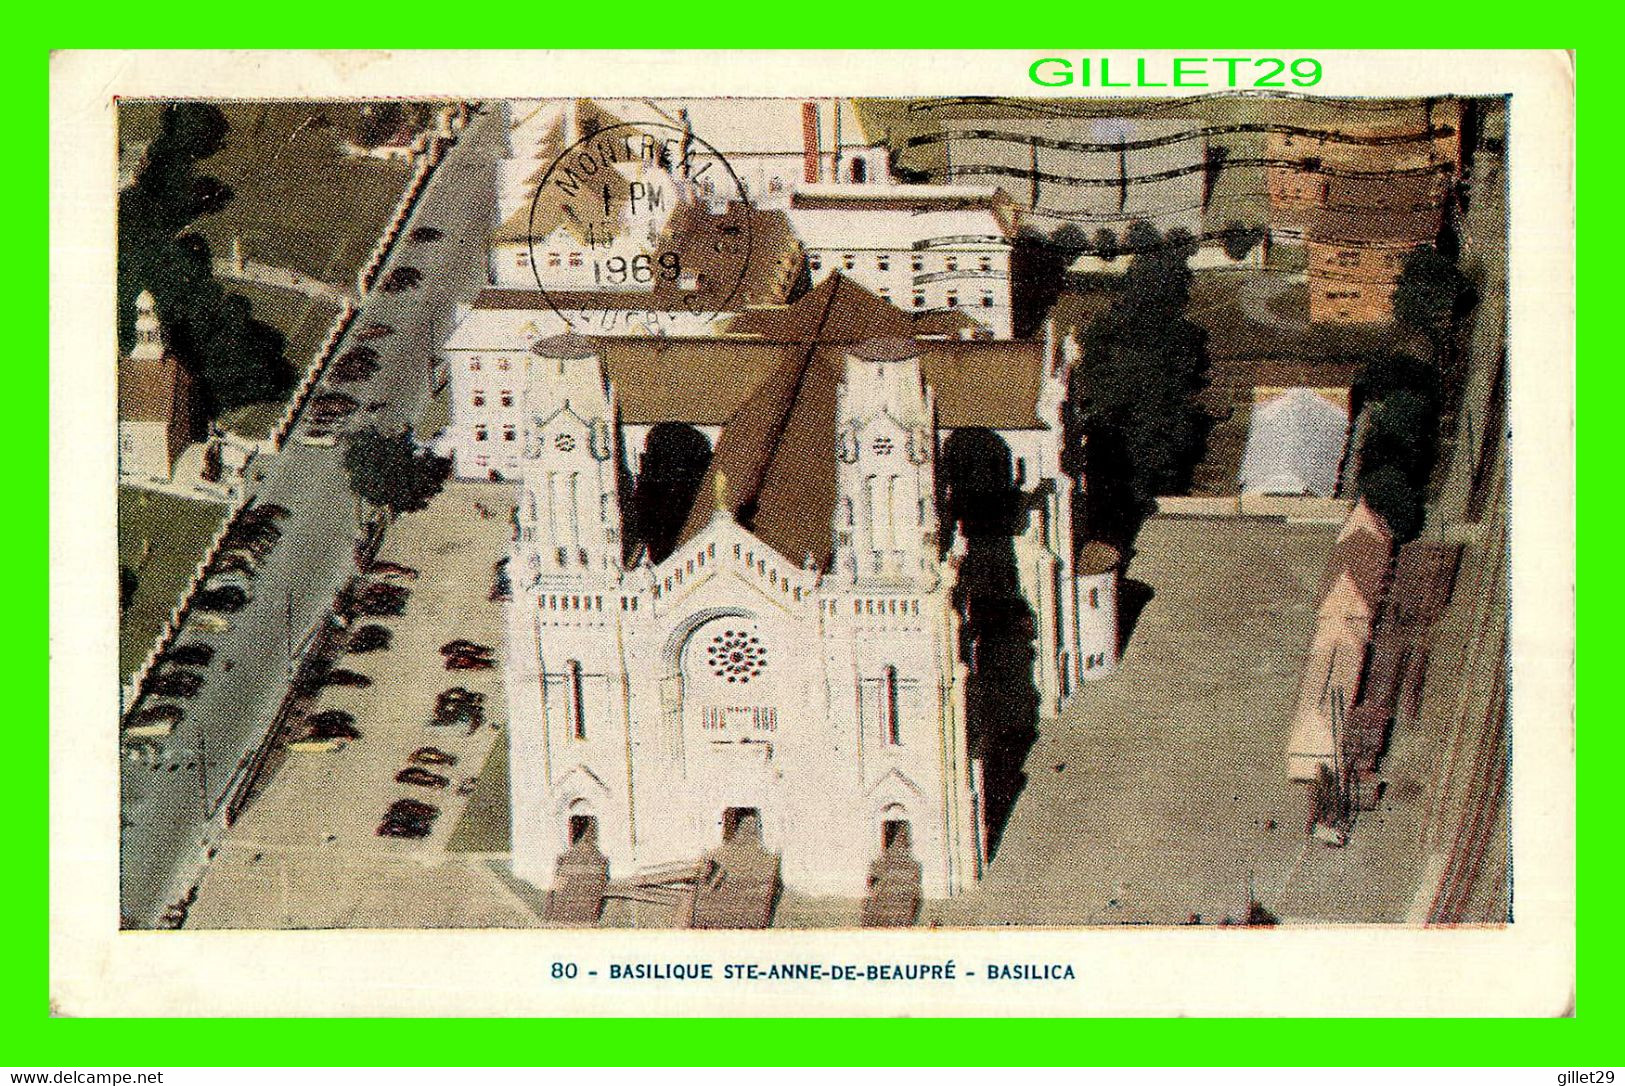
left=554, top=433, right=576, bottom=452
left=707, top=629, right=767, bottom=683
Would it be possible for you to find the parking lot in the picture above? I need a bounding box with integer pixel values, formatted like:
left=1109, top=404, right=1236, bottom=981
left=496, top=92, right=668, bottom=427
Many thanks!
left=187, top=482, right=541, bottom=929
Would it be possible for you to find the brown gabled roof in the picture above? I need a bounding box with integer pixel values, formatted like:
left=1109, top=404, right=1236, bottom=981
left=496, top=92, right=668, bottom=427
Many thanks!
left=588, top=274, right=1045, bottom=431
left=601, top=340, right=801, bottom=425
left=674, top=274, right=848, bottom=566
left=725, top=272, right=913, bottom=341
left=657, top=274, right=1050, bottom=567
left=1319, top=501, right=1394, bottom=614
left=118, top=356, right=187, bottom=424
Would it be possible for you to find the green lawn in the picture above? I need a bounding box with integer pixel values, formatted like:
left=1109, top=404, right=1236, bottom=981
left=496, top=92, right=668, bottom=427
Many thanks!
left=445, top=733, right=511, bottom=853
left=121, top=101, right=416, bottom=285
left=118, top=487, right=230, bottom=678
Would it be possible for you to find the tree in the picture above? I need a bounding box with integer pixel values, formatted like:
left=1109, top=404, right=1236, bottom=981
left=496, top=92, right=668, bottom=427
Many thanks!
left=118, top=103, right=294, bottom=422
left=355, top=102, right=406, bottom=148
left=1392, top=246, right=1472, bottom=356
left=1358, top=463, right=1426, bottom=543
left=1093, top=228, right=1120, bottom=263
left=1347, top=351, right=1441, bottom=544
left=1069, top=225, right=1213, bottom=543
left=1220, top=221, right=1265, bottom=261
left=342, top=428, right=452, bottom=522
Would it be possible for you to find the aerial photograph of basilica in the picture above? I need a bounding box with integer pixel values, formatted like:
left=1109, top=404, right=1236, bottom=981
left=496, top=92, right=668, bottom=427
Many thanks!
left=115, top=91, right=1510, bottom=930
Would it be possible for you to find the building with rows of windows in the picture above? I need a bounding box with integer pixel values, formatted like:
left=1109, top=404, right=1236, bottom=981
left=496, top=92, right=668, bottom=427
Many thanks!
left=786, top=185, right=1018, bottom=339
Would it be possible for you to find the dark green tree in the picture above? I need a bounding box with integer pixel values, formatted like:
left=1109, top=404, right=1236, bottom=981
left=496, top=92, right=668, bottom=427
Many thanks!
left=1220, top=221, right=1266, bottom=261
left=1093, top=228, right=1120, bottom=263
left=1358, top=463, right=1426, bottom=543
left=342, top=428, right=453, bottom=522
left=354, top=102, right=406, bottom=148
left=118, top=103, right=294, bottom=420
left=1069, top=226, right=1213, bottom=544
left=1392, top=246, right=1472, bottom=356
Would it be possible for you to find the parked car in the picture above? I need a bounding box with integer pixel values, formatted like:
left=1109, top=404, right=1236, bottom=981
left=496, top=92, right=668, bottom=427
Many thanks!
left=388, top=798, right=439, bottom=820
left=356, top=322, right=394, bottom=341
left=194, top=586, right=249, bottom=613
left=331, top=359, right=377, bottom=384
left=410, top=746, right=457, bottom=767
left=408, top=226, right=443, bottom=243
left=347, top=624, right=393, bottom=653
left=376, top=818, right=431, bottom=838
left=212, top=553, right=257, bottom=578
left=370, top=561, right=419, bottom=581
left=318, top=668, right=372, bottom=688
left=339, top=346, right=379, bottom=367
left=351, top=582, right=410, bottom=617
left=432, top=690, right=484, bottom=728
left=129, top=703, right=185, bottom=726
left=445, top=653, right=494, bottom=671
left=380, top=266, right=422, bottom=292
left=165, top=643, right=214, bottom=668
left=440, top=640, right=493, bottom=658
left=306, top=715, right=361, bottom=741
left=149, top=670, right=205, bottom=698
left=310, top=392, right=359, bottom=417
left=396, top=766, right=450, bottom=789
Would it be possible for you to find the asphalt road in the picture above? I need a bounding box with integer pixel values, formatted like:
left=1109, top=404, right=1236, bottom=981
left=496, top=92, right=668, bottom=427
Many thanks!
left=119, top=106, right=505, bottom=928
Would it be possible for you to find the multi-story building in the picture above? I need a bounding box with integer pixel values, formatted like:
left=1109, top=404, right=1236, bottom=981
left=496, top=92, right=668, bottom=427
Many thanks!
left=786, top=184, right=1018, bottom=339
left=443, top=204, right=804, bottom=480
left=1267, top=102, right=1462, bottom=323
left=502, top=275, right=1117, bottom=900
left=606, top=98, right=895, bottom=206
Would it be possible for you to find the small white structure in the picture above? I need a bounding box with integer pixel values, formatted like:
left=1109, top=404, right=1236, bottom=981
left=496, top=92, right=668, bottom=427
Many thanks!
left=1239, top=387, right=1351, bottom=498
left=787, top=185, right=1017, bottom=339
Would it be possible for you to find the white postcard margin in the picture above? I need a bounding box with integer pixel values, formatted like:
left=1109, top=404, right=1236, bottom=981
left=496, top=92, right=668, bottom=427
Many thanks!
left=49, top=49, right=1576, bottom=1017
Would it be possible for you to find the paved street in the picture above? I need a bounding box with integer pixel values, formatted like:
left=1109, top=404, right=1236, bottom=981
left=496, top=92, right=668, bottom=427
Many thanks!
left=119, top=106, right=505, bottom=928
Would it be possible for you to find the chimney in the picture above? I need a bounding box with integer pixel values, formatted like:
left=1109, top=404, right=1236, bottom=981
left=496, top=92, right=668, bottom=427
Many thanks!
left=802, top=101, right=820, bottom=184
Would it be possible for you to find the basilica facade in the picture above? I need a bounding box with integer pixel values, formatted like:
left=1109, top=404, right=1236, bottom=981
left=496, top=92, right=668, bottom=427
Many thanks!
left=499, top=277, right=1119, bottom=899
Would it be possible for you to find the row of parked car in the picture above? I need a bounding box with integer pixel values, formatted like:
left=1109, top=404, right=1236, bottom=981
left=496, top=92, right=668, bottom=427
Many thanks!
left=124, top=504, right=294, bottom=739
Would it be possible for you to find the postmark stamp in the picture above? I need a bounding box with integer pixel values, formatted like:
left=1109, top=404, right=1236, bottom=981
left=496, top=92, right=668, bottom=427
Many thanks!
left=524, top=119, right=755, bottom=333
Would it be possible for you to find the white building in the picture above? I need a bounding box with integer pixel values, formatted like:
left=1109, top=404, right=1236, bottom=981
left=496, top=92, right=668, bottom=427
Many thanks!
left=491, top=101, right=687, bottom=291
left=604, top=98, right=895, bottom=206
left=786, top=185, right=1018, bottom=339
left=502, top=276, right=1116, bottom=903
left=444, top=206, right=804, bottom=480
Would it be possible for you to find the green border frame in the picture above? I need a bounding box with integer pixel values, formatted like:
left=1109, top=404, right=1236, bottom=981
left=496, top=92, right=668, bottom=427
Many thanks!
left=31, top=21, right=1599, bottom=1063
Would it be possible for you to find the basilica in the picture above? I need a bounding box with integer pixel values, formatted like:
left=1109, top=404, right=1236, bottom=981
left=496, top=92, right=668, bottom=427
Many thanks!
left=496, top=276, right=1119, bottom=900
